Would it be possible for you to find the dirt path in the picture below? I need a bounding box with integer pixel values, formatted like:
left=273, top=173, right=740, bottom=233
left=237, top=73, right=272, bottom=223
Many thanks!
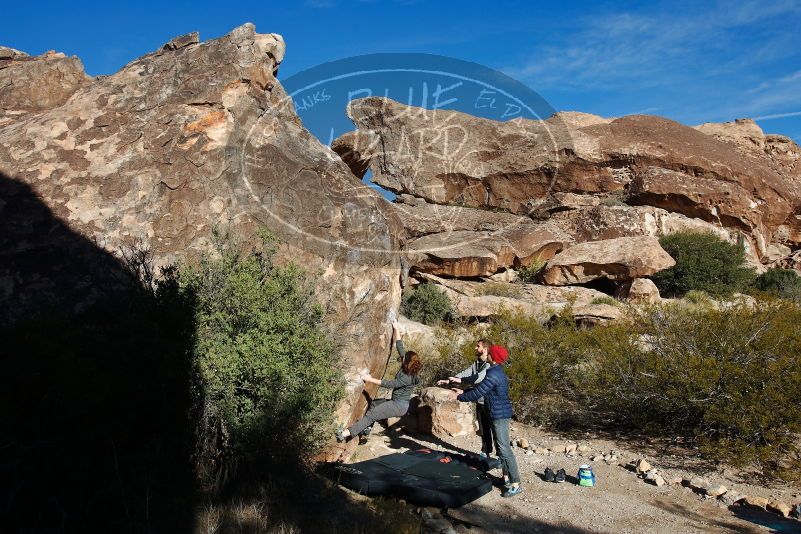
left=349, top=423, right=801, bottom=533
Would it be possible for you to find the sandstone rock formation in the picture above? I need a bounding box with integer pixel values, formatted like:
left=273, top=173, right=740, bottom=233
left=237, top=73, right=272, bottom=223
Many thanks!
left=406, top=223, right=570, bottom=278
left=0, top=24, right=402, bottom=447
left=417, top=272, right=609, bottom=320
left=563, top=303, right=623, bottom=326
left=696, top=118, right=801, bottom=250
left=336, top=98, right=801, bottom=262
left=417, top=387, right=475, bottom=438
left=0, top=49, right=90, bottom=113
left=541, top=236, right=675, bottom=286
left=619, top=278, right=661, bottom=304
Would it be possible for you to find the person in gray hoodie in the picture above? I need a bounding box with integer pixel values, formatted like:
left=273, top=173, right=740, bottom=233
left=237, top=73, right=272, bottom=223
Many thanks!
left=438, top=339, right=494, bottom=457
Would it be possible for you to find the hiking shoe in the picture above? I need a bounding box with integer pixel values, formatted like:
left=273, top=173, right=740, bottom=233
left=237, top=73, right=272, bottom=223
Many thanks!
left=544, top=467, right=555, bottom=482
left=359, top=425, right=372, bottom=437
left=555, top=468, right=566, bottom=483
left=335, top=428, right=346, bottom=443
left=502, top=485, right=523, bottom=498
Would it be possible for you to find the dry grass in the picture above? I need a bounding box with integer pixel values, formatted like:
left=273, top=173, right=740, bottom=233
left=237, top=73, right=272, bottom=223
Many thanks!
left=474, top=282, right=523, bottom=298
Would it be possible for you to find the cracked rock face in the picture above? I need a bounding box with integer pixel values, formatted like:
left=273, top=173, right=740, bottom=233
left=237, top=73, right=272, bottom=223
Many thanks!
left=0, top=50, right=90, bottom=112
left=0, top=24, right=403, bottom=442
left=336, top=97, right=801, bottom=261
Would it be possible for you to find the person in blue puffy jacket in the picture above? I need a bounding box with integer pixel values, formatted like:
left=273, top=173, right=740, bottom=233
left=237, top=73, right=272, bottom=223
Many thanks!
left=448, top=345, right=522, bottom=498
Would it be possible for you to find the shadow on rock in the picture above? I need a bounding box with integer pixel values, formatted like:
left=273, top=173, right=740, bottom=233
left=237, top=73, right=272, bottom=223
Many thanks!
left=0, top=172, right=198, bottom=532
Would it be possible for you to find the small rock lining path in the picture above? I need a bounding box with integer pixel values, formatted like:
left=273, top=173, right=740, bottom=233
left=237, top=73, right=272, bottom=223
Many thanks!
left=348, top=422, right=801, bottom=533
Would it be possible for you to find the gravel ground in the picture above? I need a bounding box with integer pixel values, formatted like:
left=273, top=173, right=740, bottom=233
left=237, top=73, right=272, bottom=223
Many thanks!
left=349, top=422, right=801, bottom=534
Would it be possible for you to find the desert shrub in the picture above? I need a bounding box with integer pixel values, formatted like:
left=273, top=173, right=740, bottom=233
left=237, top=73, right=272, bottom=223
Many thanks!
left=590, top=296, right=619, bottom=306
left=177, top=230, right=342, bottom=485
left=653, top=232, right=756, bottom=297
left=682, top=289, right=713, bottom=305
left=517, top=259, right=547, bottom=283
left=475, top=281, right=522, bottom=298
left=752, top=268, right=801, bottom=302
left=417, top=325, right=478, bottom=387
left=402, top=283, right=453, bottom=325
left=599, top=197, right=628, bottom=207
left=590, top=300, right=801, bottom=469
left=452, top=299, right=801, bottom=472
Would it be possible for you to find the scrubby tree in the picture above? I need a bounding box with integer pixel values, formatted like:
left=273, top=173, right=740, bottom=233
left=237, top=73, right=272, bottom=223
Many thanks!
left=172, top=229, right=342, bottom=486
left=426, top=298, right=801, bottom=475
left=752, top=268, right=801, bottom=302
left=402, top=283, right=453, bottom=326
left=653, top=232, right=755, bottom=297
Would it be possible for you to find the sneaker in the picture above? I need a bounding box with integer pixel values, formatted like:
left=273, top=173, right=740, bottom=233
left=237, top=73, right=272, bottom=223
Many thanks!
left=479, top=451, right=488, bottom=458
left=544, top=467, right=555, bottom=482
left=555, top=468, right=566, bottom=483
left=335, top=428, right=346, bottom=443
left=501, top=485, right=523, bottom=498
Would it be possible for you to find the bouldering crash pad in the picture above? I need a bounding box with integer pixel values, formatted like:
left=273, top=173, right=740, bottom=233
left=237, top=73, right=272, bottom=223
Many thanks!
left=325, top=449, right=494, bottom=508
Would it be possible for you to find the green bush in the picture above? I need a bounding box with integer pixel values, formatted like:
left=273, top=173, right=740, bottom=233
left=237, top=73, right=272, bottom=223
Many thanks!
left=402, top=283, right=453, bottom=325
left=431, top=299, right=801, bottom=474
left=682, top=289, right=714, bottom=306
left=592, top=300, right=801, bottom=470
left=175, top=230, right=342, bottom=484
left=752, top=268, right=801, bottom=301
left=517, top=259, right=547, bottom=283
left=653, top=232, right=755, bottom=297
left=418, top=326, right=477, bottom=387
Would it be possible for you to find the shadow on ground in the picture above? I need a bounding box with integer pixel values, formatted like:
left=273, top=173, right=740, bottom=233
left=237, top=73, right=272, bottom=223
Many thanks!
left=729, top=504, right=801, bottom=533
left=651, top=500, right=798, bottom=533
left=0, top=172, right=198, bottom=532
left=445, top=503, right=596, bottom=534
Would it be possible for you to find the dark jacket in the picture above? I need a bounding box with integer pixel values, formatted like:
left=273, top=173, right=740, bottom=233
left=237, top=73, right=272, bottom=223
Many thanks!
left=457, top=365, right=513, bottom=420
left=380, top=339, right=419, bottom=402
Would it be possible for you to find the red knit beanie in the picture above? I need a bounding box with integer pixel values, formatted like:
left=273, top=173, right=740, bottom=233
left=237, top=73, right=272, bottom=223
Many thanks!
left=488, top=345, right=509, bottom=365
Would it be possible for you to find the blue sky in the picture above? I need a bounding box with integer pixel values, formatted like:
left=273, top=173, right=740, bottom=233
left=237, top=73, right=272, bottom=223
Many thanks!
left=2, top=0, right=800, bottom=142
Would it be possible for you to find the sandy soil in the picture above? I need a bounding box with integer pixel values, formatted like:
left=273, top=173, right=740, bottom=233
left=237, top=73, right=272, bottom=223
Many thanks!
left=348, top=422, right=801, bottom=534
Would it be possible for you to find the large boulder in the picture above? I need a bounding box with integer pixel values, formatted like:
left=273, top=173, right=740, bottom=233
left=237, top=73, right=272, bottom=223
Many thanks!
left=696, top=119, right=801, bottom=250
left=417, top=387, right=475, bottom=438
left=0, top=24, right=403, bottom=450
left=552, top=204, right=733, bottom=243
left=392, top=199, right=572, bottom=277
left=405, top=223, right=570, bottom=277
left=0, top=50, right=90, bottom=115
left=339, top=97, right=801, bottom=259
left=569, top=303, right=624, bottom=326
left=618, top=278, right=661, bottom=304
left=695, top=119, right=801, bottom=178
left=417, top=272, right=609, bottom=320
left=541, top=236, right=675, bottom=285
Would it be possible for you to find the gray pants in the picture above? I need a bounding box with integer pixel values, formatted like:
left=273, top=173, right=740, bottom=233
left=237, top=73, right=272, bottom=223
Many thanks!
left=492, top=418, right=520, bottom=484
left=348, top=399, right=409, bottom=436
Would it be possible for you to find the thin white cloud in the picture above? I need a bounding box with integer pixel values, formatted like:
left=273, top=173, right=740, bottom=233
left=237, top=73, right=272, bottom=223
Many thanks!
left=753, top=110, right=801, bottom=120
left=506, top=0, right=801, bottom=91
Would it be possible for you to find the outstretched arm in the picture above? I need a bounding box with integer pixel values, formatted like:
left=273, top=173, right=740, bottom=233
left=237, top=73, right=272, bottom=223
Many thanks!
left=392, top=320, right=407, bottom=358
left=456, top=372, right=496, bottom=402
